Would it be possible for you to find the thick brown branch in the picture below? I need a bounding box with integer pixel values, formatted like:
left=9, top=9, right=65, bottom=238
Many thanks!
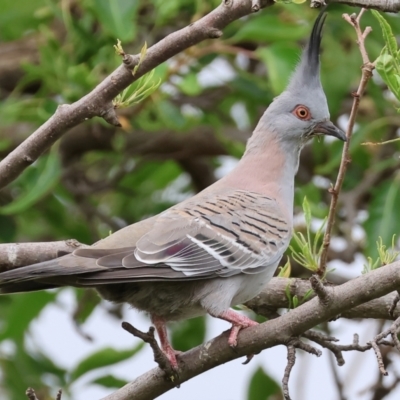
left=0, top=0, right=274, bottom=190
left=246, top=277, right=400, bottom=320
left=100, top=260, right=400, bottom=400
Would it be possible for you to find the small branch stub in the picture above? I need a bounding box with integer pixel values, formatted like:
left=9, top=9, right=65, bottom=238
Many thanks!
left=310, top=0, right=326, bottom=8
left=26, top=388, right=39, bottom=400
left=101, top=107, right=122, bottom=127
left=310, top=275, right=332, bottom=305
left=251, top=0, right=261, bottom=12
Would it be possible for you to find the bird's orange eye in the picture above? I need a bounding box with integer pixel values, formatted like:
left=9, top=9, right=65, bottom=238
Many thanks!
left=293, top=106, right=311, bottom=120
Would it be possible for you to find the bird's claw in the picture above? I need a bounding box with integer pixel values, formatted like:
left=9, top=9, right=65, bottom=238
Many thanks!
left=228, top=319, right=259, bottom=348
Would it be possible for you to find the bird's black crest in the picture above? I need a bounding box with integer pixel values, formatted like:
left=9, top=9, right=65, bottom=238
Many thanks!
left=286, top=8, right=328, bottom=92
left=306, top=9, right=327, bottom=73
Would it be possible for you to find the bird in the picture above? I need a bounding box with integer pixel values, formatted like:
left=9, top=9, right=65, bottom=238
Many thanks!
left=0, top=11, right=345, bottom=370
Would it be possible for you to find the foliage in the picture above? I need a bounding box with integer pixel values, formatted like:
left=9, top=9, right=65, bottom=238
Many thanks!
left=372, top=10, right=400, bottom=109
left=363, top=235, right=400, bottom=273
left=247, top=366, right=282, bottom=400
left=290, top=197, right=326, bottom=274
left=0, top=1, right=400, bottom=399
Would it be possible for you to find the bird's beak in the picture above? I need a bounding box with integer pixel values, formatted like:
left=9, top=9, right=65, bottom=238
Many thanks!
left=313, top=120, right=347, bottom=141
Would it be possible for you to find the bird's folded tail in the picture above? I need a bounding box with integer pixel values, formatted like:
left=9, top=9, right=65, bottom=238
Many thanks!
left=0, top=254, right=105, bottom=294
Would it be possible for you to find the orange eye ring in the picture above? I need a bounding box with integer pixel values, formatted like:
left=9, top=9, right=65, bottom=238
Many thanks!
left=293, top=105, right=311, bottom=120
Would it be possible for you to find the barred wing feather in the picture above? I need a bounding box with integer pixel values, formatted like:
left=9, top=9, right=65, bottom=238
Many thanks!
left=135, top=190, right=290, bottom=277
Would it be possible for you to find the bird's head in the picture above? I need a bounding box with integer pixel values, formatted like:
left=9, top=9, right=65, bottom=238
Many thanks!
left=260, top=11, right=346, bottom=147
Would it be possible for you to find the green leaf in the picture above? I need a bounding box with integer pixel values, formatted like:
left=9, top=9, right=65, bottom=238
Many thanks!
left=247, top=366, right=282, bottom=400
left=302, top=196, right=311, bottom=228
left=91, top=374, right=129, bottom=389
left=0, top=291, right=57, bottom=341
left=171, top=316, right=206, bottom=352
left=231, top=14, right=308, bottom=43
left=0, top=152, right=61, bottom=215
left=364, top=177, right=400, bottom=259
left=69, top=343, right=144, bottom=382
left=372, top=11, right=399, bottom=61
left=0, top=0, right=49, bottom=40
left=257, top=43, right=298, bottom=95
left=375, top=49, right=400, bottom=101
left=372, top=10, right=400, bottom=102
left=0, top=215, right=17, bottom=242
left=91, top=0, right=139, bottom=42
left=73, top=289, right=101, bottom=326
left=179, top=73, right=202, bottom=96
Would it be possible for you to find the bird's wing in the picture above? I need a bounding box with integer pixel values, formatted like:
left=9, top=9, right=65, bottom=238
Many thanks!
left=130, top=189, right=291, bottom=277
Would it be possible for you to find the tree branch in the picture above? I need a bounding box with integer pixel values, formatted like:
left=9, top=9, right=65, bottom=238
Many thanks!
left=100, top=260, right=400, bottom=400
left=0, top=240, right=86, bottom=272
left=0, top=0, right=275, bottom=191
left=318, top=9, right=375, bottom=276
left=246, top=277, right=400, bottom=320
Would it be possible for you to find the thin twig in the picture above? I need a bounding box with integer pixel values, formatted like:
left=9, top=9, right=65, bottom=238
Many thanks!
left=368, top=317, right=400, bottom=376
left=282, top=338, right=321, bottom=400
left=370, top=341, right=389, bottom=375
left=387, top=318, right=400, bottom=352
left=121, top=322, right=179, bottom=383
left=282, top=345, right=296, bottom=400
left=303, top=331, right=373, bottom=367
left=318, top=8, right=375, bottom=276
left=389, top=291, right=400, bottom=318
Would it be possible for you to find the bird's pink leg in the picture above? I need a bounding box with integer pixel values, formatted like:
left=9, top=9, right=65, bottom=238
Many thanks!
left=215, top=309, right=258, bottom=347
left=151, top=315, right=179, bottom=370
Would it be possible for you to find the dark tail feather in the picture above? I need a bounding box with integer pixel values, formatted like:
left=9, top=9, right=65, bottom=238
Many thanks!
left=0, top=255, right=105, bottom=290
left=0, top=281, right=59, bottom=294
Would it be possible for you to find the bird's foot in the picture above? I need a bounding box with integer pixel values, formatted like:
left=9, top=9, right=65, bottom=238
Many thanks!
left=151, top=315, right=183, bottom=376
left=228, top=318, right=258, bottom=347
left=161, top=343, right=182, bottom=371
left=215, top=309, right=258, bottom=347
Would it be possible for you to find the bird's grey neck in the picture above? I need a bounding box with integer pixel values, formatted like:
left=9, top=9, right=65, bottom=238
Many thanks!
left=222, top=126, right=301, bottom=224
left=244, top=121, right=302, bottom=175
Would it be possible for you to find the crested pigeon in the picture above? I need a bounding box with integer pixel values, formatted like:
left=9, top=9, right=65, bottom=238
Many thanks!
left=0, top=12, right=345, bottom=370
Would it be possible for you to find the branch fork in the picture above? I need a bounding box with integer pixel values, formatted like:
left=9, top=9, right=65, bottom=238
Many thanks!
left=121, top=321, right=180, bottom=384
